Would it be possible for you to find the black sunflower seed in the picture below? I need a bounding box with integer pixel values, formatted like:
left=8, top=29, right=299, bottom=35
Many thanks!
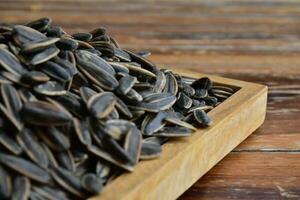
left=34, top=81, right=66, bottom=96
left=21, top=37, right=60, bottom=54
left=140, top=141, right=162, bottom=160
left=11, top=176, right=30, bottom=200
left=163, top=72, right=178, bottom=95
left=0, top=153, right=50, bottom=183
left=141, top=111, right=167, bottom=135
left=17, top=128, right=49, bottom=168
left=0, top=165, right=12, bottom=199
left=47, top=26, right=65, bottom=37
left=73, top=118, right=92, bottom=147
left=153, top=126, right=192, bottom=137
left=56, top=150, right=75, bottom=172
left=32, top=186, right=70, bottom=200
left=87, top=92, right=116, bottom=119
left=56, top=37, right=78, bottom=51
left=39, top=127, right=71, bottom=151
left=117, top=75, right=137, bottom=95
left=27, top=46, right=60, bottom=65
left=130, top=93, right=176, bottom=112
left=176, top=92, right=193, bottom=109
left=76, top=57, right=118, bottom=91
left=21, top=100, right=72, bottom=126
left=25, top=17, right=52, bottom=32
left=40, top=61, right=71, bottom=82
left=0, top=47, right=27, bottom=75
left=193, top=109, right=212, bottom=127
left=12, top=25, right=46, bottom=46
left=123, top=126, right=142, bottom=165
left=51, top=167, right=85, bottom=198
left=21, top=71, right=50, bottom=84
left=72, top=32, right=92, bottom=42
left=0, top=131, right=22, bottom=155
left=191, top=77, right=212, bottom=90
left=81, top=173, right=103, bottom=195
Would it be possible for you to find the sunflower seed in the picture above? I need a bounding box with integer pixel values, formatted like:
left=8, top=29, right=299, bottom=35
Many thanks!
left=21, top=37, right=60, bottom=54
left=123, top=126, right=142, bottom=165
left=28, top=46, right=60, bottom=65
left=39, top=127, right=71, bottom=151
left=95, top=162, right=111, bottom=180
left=17, top=128, right=49, bottom=168
left=87, top=92, right=116, bottom=119
left=11, top=176, right=30, bottom=200
left=88, top=145, right=133, bottom=172
left=176, top=92, right=193, bottom=109
left=29, top=191, right=45, bottom=200
left=193, top=89, right=208, bottom=99
left=163, top=72, right=178, bottom=95
left=41, top=143, right=58, bottom=168
left=40, top=61, right=72, bottom=82
left=114, top=48, right=131, bottom=62
left=0, top=153, right=50, bottom=183
left=0, top=103, right=23, bottom=131
left=140, top=141, right=161, bottom=160
left=51, top=167, right=85, bottom=198
left=56, top=38, right=78, bottom=51
left=73, top=118, right=92, bottom=147
left=191, top=77, right=212, bottom=90
left=12, top=25, right=46, bottom=46
left=47, top=26, right=65, bottom=37
left=153, top=126, right=192, bottom=137
left=34, top=81, right=66, bottom=96
left=141, top=112, right=167, bottom=135
left=56, top=150, right=75, bottom=172
left=130, top=93, right=176, bottom=112
left=122, top=62, right=156, bottom=78
left=126, top=88, right=143, bottom=102
left=1, top=83, right=22, bottom=116
left=21, top=100, right=72, bottom=126
left=79, top=86, right=97, bottom=103
left=26, top=17, right=52, bottom=32
left=81, top=173, right=103, bottom=195
left=109, top=62, right=130, bottom=74
left=21, top=71, right=50, bottom=84
left=72, top=32, right=92, bottom=42
left=117, top=75, right=137, bottom=95
left=0, top=47, right=27, bottom=75
left=76, top=50, right=115, bottom=75
left=32, top=186, right=70, bottom=200
left=0, top=131, right=22, bottom=155
left=114, top=95, right=133, bottom=119
left=77, top=57, right=118, bottom=90
left=0, top=164, right=12, bottom=199
left=153, top=70, right=166, bottom=93
left=194, top=109, right=212, bottom=127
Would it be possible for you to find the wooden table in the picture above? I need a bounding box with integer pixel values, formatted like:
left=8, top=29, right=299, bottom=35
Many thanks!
left=1, top=0, right=299, bottom=199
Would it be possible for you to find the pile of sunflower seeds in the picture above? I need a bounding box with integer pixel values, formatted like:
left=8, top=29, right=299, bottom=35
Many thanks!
left=0, top=17, right=235, bottom=199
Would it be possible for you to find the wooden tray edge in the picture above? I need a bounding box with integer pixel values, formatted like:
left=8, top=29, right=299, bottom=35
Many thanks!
left=90, top=72, right=268, bottom=200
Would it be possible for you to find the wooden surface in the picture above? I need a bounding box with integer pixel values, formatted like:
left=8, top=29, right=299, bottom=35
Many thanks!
left=91, top=72, right=267, bottom=200
left=1, top=0, right=299, bottom=199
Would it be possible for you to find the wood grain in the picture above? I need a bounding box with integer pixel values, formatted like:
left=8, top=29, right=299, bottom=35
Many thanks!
left=1, top=1, right=299, bottom=199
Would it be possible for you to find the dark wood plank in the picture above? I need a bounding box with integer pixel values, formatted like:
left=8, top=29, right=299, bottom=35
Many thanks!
left=179, top=152, right=300, bottom=200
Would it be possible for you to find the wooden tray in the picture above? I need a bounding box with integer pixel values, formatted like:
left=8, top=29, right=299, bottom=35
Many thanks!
left=90, top=70, right=268, bottom=200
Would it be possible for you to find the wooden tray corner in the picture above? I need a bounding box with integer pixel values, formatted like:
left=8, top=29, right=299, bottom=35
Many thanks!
left=90, top=70, right=268, bottom=200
